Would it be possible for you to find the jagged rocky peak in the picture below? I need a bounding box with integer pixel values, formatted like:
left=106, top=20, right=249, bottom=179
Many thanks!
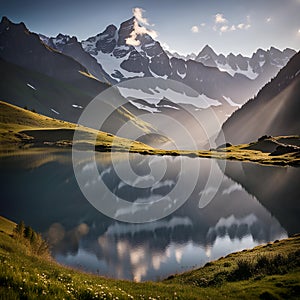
left=269, top=46, right=282, bottom=57
left=197, top=44, right=217, bottom=59
left=117, top=16, right=135, bottom=46
left=1, top=16, right=11, bottom=26
left=283, top=48, right=297, bottom=57
left=54, top=33, right=77, bottom=45
left=82, top=23, right=118, bottom=55
left=0, top=16, right=27, bottom=33
left=195, top=45, right=218, bottom=67
left=39, top=33, right=76, bottom=52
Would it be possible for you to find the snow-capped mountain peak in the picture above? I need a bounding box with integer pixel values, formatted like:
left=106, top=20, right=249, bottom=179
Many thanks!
left=81, top=17, right=171, bottom=81
left=193, top=46, right=296, bottom=80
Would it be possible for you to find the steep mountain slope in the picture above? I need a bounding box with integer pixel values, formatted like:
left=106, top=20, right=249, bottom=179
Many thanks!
left=0, top=58, right=157, bottom=137
left=0, top=17, right=106, bottom=93
left=218, top=52, right=300, bottom=145
left=0, top=58, right=101, bottom=122
left=39, top=33, right=115, bottom=84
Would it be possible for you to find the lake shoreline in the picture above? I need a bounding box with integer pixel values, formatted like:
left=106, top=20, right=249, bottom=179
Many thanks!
left=1, top=100, right=299, bottom=167
left=1, top=135, right=300, bottom=167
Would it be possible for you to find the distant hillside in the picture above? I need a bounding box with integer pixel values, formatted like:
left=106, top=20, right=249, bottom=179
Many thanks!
left=218, top=52, right=300, bottom=145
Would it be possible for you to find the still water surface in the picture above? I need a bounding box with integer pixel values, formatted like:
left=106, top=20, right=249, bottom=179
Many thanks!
left=1, top=149, right=299, bottom=281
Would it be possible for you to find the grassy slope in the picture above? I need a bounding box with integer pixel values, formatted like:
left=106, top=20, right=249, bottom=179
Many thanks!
left=0, top=100, right=153, bottom=153
left=0, top=216, right=299, bottom=299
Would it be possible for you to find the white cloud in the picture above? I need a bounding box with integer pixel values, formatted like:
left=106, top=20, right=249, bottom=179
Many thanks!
left=133, top=7, right=149, bottom=25
left=237, top=23, right=251, bottom=30
left=126, top=8, right=158, bottom=46
left=213, top=14, right=251, bottom=34
left=237, top=23, right=245, bottom=29
left=220, top=25, right=229, bottom=33
left=218, top=24, right=237, bottom=33
left=215, top=13, right=227, bottom=24
left=191, top=25, right=199, bottom=33
left=201, top=22, right=206, bottom=27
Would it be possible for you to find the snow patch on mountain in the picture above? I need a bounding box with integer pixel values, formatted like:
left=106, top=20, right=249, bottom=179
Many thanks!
left=118, top=86, right=221, bottom=109
left=222, top=96, right=242, bottom=108
left=26, top=83, right=36, bottom=90
left=128, top=100, right=161, bottom=113
left=176, top=70, right=186, bottom=79
left=72, top=104, right=83, bottom=109
left=217, top=62, right=259, bottom=80
left=149, top=68, right=168, bottom=79
left=51, top=108, right=59, bottom=114
left=93, top=51, right=144, bottom=80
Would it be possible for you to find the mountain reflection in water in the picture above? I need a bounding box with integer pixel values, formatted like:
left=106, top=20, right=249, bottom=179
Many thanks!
left=1, top=149, right=297, bottom=281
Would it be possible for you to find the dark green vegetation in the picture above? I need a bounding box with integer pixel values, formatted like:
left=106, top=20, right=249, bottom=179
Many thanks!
left=0, top=216, right=299, bottom=299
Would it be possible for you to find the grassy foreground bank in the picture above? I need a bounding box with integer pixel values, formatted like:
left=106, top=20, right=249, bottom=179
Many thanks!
left=0, top=216, right=299, bottom=299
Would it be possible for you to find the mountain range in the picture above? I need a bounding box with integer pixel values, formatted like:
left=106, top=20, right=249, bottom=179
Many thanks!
left=166, top=45, right=295, bottom=81
left=40, top=17, right=296, bottom=108
left=0, top=15, right=298, bottom=147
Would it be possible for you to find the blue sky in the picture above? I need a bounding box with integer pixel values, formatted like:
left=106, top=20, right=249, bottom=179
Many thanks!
left=2, top=0, right=300, bottom=56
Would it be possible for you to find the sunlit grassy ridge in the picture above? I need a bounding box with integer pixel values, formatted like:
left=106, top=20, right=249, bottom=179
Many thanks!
left=0, top=100, right=153, bottom=153
left=0, top=216, right=299, bottom=299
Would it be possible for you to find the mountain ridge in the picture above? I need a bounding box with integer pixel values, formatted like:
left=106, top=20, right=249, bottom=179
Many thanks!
left=217, top=51, right=300, bottom=145
left=167, top=44, right=296, bottom=81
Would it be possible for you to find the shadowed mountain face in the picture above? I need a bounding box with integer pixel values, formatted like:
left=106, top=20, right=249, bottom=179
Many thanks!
left=0, top=17, right=106, bottom=92
left=0, top=59, right=101, bottom=122
left=218, top=52, right=300, bottom=145
left=39, top=33, right=115, bottom=85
